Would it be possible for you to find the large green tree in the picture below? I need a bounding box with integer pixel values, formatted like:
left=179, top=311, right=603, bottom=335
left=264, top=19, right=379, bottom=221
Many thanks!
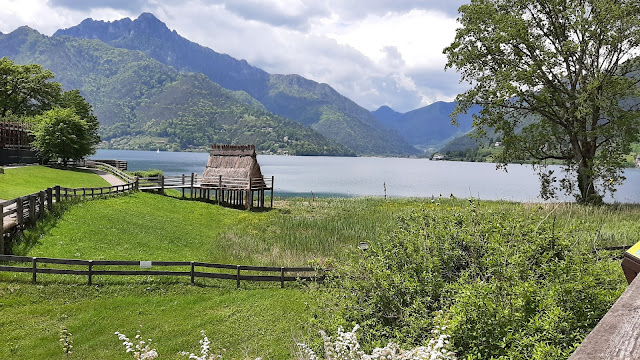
left=444, top=0, right=640, bottom=204
left=0, top=57, right=61, bottom=118
left=30, top=108, right=99, bottom=165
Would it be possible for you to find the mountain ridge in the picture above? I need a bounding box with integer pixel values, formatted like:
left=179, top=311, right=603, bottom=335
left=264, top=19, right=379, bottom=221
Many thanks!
left=55, top=13, right=419, bottom=156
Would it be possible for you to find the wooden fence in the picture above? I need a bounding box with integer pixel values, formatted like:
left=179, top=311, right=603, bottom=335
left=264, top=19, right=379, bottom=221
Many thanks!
left=0, top=254, right=319, bottom=288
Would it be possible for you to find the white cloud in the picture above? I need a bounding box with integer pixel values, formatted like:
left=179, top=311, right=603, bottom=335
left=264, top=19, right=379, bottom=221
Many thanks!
left=0, top=0, right=469, bottom=113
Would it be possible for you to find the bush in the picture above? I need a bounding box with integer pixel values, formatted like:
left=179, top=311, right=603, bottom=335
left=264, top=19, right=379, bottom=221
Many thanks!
left=127, top=169, right=164, bottom=178
left=320, top=201, right=625, bottom=359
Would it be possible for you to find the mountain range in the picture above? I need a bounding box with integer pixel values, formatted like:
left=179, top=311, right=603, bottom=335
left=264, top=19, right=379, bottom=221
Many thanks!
left=372, top=102, right=479, bottom=152
left=0, top=13, right=472, bottom=157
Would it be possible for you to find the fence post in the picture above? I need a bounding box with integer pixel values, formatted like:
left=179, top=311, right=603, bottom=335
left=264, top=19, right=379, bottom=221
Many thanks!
left=271, top=176, right=274, bottom=208
left=0, top=203, right=4, bottom=254
left=190, top=173, right=195, bottom=199
left=32, top=257, right=37, bottom=283
left=28, top=195, right=36, bottom=225
left=236, top=265, right=241, bottom=289
left=16, top=197, right=23, bottom=226
left=280, top=267, right=285, bottom=288
left=46, top=187, right=53, bottom=210
left=219, top=175, right=223, bottom=204
left=88, top=260, right=93, bottom=286
left=39, top=191, right=45, bottom=218
left=55, top=185, right=60, bottom=203
left=160, top=175, right=165, bottom=195
left=190, top=262, right=195, bottom=285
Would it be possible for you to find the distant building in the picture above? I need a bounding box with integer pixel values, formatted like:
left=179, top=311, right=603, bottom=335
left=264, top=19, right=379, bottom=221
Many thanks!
left=432, top=153, right=445, bottom=161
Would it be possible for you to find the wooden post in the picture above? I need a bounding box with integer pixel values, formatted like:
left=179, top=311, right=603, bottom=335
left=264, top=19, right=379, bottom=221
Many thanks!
left=280, top=267, right=285, bottom=288
left=0, top=203, right=4, bottom=254
left=46, top=187, right=53, bottom=210
left=28, top=195, right=36, bottom=225
left=88, top=260, right=93, bottom=286
left=218, top=175, right=222, bottom=203
left=271, top=176, right=274, bottom=208
left=190, top=262, right=195, bottom=285
left=246, top=177, right=251, bottom=210
left=54, top=185, right=60, bottom=203
left=32, top=257, right=37, bottom=283
left=182, top=174, right=186, bottom=198
left=236, top=265, right=241, bottom=289
left=39, top=191, right=45, bottom=218
left=160, top=175, right=165, bottom=195
left=16, top=197, right=23, bottom=226
left=190, top=173, right=195, bottom=199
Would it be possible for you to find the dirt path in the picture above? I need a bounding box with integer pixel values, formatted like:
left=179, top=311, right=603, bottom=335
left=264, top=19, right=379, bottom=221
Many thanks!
left=89, top=169, right=126, bottom=186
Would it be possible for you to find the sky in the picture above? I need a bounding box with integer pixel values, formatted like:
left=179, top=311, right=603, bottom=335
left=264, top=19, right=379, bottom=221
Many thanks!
left=0, top=0, right=470, bottom=113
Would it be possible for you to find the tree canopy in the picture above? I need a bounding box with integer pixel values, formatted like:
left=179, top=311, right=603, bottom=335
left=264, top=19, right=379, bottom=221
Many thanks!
left=30, top=108, right=99, bottom=165
left=444, top=0, right=640, bottom=204
left=0, top=57, right=62, bottom=118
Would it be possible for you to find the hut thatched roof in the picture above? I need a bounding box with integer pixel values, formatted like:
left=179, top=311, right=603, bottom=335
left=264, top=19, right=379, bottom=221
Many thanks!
left=202, top=144, right=264, bottom=182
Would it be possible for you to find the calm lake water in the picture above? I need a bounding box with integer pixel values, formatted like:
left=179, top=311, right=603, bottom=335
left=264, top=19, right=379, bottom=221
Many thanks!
left=93, top=149, right=640, bottom=203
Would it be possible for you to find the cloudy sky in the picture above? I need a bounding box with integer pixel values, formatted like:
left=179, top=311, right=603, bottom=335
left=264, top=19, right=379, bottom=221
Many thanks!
left=0, top=0, right=470, bottom=112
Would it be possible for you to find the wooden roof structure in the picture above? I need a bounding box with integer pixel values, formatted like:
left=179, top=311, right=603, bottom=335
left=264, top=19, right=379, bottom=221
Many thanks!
left=202, top=144, right=264, bottom=182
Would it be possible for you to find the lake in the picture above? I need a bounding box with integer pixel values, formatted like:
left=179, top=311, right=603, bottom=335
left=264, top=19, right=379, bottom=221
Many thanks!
left=92, top=149, right=640, bottom=203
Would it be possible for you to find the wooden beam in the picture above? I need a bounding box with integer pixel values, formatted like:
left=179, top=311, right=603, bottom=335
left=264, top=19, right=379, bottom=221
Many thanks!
left=570, top=277, right=640, bottom=359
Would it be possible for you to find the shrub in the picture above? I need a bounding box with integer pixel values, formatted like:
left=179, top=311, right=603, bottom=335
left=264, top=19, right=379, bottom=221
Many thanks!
left=128, top=169, right=164, bottom=178
left=320, top=201, right=625, bottom=359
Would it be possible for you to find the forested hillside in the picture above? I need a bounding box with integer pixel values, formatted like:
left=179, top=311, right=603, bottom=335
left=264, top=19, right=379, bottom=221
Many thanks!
left=0, top=26, right=354, bottom=156
left=54, top=13, right=418, bottom=156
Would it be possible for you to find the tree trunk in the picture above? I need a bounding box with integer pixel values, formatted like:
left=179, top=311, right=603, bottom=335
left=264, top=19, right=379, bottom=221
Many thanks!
left=576, top=158, right=602, bottom=205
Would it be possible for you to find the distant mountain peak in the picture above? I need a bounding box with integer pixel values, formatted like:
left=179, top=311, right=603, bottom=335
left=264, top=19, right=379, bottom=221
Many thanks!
left=372, top=105, right=403, bottom=126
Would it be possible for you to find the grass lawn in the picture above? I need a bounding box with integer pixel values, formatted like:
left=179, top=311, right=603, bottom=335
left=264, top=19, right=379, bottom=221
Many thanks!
left=1, top=167, right=639, bottom=358
left=0, top=165, right=109, bottom=199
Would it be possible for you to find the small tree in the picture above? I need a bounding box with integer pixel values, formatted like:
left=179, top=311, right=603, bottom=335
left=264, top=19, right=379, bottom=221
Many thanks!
left=444, top=0, right=640, bottom=204
left=30, top=108, right=99, bottom=165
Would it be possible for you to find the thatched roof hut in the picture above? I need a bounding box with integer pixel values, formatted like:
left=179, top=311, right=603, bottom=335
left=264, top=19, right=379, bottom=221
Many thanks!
left=202, top=145, right=264, bottom=185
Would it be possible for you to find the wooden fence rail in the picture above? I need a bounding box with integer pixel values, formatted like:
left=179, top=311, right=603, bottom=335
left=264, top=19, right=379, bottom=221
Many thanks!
left=0, top=254, right=320, bottom=288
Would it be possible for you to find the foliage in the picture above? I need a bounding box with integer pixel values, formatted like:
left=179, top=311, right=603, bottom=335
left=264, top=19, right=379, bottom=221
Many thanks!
left=30, top=107, right=100, bottom=165
left=115, top=328, right=158, bottom=359
left=321, top=201, right=626, bottom=359
left=297, top=325, right=456, bottom=360
left=444, top=0, right=640, bottom=204
left=59, top=326, right=73, bottom=359
left=0, top=57, right=61, bottom=117
left=128, top=169, right=164, bottom=178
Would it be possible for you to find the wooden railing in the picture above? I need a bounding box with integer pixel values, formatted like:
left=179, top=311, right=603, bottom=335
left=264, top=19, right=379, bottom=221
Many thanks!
left=0, top=254, right=320, bottom=288
left=86, top=160, right=136, bottom=183
left=138, top=174, right=273, bottom=191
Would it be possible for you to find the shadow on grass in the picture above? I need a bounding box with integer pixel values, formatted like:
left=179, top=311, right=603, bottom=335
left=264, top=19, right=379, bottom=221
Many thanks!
left=149, top=189, right=276, bottom=212
left=9, top=199, right=80, bottom=256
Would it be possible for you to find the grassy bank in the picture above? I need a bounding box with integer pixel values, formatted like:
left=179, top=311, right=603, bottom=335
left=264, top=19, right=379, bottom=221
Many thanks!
left=0, top=165, right=109, bottom=199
